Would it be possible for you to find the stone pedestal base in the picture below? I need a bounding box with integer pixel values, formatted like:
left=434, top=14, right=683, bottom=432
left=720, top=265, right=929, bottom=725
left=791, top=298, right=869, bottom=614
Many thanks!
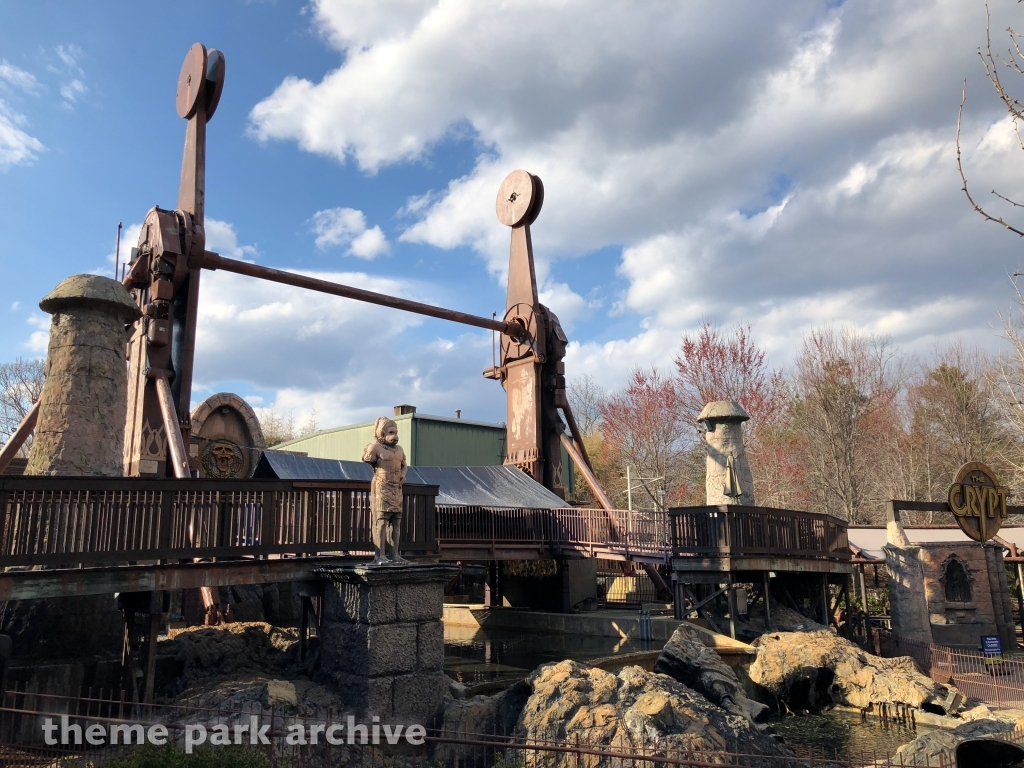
left=315, top=563, right=458, bottom=725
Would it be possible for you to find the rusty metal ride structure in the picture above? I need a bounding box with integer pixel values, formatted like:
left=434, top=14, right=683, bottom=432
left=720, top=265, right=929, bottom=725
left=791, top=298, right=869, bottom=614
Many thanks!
left=119, top=44, right=582, bottom=495
left=0, top=42, right=669, bottom=595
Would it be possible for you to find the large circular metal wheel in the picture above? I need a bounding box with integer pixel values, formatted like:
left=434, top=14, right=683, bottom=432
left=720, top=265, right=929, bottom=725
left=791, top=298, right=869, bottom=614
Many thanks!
left=176, top=43, right=208, bottom=119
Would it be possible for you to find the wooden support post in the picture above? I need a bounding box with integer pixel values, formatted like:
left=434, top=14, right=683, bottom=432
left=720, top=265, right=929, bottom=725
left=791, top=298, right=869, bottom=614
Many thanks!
left=200, top=586, right=222, bottom=625
left=840, top=579, right=851, bottom=638
left=121, top=609, right=136, bottom=695
left=858, top=564, right=870, bottom=643
left=143, top=614, right=158, bottom=708
left=143, top=600, right=161, bottom=706
left=299, top=596, right=311, bottom=662
left=0, top=634, right=11, bottom=706
left=763, top=571, right=772, bottom=632
left=728, top=575, right=736, bottom=640
left=821, top=574, right=830, bottom=627
left=672, top=574, right=682, bottom=621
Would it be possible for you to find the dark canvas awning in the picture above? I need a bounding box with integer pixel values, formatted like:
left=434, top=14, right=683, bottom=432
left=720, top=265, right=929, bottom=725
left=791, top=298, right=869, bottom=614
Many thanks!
left=255, top=450, right=567, bottom=509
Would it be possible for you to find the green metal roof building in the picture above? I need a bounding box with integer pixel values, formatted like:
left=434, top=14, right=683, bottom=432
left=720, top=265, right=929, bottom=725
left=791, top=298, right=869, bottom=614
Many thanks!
left=273, top=405, right=506, bottom=467
left=272, top=404, right=573, bottom=493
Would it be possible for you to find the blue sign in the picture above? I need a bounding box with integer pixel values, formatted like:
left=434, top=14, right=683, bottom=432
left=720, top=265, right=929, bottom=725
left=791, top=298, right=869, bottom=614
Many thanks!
left=982, top=635, right=1002, bottom=657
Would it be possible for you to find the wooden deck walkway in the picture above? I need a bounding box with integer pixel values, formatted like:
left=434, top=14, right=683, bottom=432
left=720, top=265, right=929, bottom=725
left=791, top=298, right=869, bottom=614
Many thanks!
left=0, top=478, right=850, bottom=600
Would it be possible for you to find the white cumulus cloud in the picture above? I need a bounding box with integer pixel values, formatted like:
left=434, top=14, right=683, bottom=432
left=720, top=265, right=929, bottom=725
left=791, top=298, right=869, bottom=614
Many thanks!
left=0, top=101, right=44, bottom=170
left=246, top=0, right=1024, bottom=395
left=310, top=207, right=389, bottom=258
left=0, top=61, right=41, bottom=95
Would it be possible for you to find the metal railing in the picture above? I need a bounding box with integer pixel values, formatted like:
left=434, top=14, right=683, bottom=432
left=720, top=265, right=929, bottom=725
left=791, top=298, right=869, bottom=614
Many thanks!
left=435, top=505, right=671, bottom=560
left=670, top=505, right=850, bottom=561
left=0, top=688, right=979, bottom=767
left=880, top=631, right=1024, bottom=709
left=0, top=477, right=439, bottom=567
left=0, top=478, right=860, bottom=572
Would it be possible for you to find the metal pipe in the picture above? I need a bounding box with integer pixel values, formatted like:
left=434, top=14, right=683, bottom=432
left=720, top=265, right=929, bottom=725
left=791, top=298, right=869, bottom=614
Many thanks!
left=200, top=251, right=520, bottom=337
left=0, top=401, right=40, bottom=473
left=559, top=432, right=671, bottom=598
left=559, top=432, right=614, bottom=512
left=560, top=402, right=593, bottom=469
left=154, top=376, right=191, bottom=479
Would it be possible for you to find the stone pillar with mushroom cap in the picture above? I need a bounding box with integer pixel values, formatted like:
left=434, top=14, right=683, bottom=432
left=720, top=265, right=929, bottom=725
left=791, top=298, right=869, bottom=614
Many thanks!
left=26, top=274, right=141, bottom=476
left=698, top=401, right=755, bottom=506
left=8, top=276, right=141, bottom=667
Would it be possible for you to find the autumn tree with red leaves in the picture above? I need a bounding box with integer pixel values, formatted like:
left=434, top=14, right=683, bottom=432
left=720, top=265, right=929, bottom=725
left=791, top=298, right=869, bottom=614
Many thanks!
left=674, top=322, right=786, bottom=428
left=674, top=322, right=796, bottom=506
left=597, top=367, right=692, bottom=509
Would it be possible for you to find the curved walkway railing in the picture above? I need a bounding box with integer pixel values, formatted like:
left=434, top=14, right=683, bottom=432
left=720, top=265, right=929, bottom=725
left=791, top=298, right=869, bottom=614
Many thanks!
left=0, top=478, right=849, bottom=572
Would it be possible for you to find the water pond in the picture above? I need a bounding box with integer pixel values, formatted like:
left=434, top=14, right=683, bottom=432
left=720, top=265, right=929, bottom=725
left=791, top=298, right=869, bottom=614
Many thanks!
left=770, top=709, right=920, bottom=759
left=444, top=625, right=654, bottom=686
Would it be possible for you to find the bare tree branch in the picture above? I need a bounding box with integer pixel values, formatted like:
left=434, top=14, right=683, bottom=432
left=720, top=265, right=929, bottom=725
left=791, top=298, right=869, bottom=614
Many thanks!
left=957, top=79, right=1024, bottom=237
left=992, top=188, right=1024, bottom=208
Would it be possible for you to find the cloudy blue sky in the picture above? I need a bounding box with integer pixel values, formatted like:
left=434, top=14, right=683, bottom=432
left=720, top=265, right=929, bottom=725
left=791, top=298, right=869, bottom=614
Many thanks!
left=2, top=0, right=1024, bottom=428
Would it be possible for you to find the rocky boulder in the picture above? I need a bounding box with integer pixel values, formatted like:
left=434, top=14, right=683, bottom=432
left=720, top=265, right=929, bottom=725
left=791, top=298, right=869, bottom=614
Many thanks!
left=892, top=718, right=1014, bottom=766
left=440, top=660, right=796, bottom=766
left=749, top=630, right=948, bottom=713
left=745, top=599, right=826, bottom=633
left=654, top=625, right=769, bottom=726
left=157, top=622, right=301, bottom=697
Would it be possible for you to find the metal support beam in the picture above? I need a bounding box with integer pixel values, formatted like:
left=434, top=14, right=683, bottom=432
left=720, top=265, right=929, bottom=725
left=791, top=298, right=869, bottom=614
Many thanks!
left=154, top=375, right=190, bottom=479
left=559, top=432, right=671, bottom=599
left=560, top=433, right=614, bottom=510
left=764, top=571, right=772, bottom=632
left=560, top=403, right=593, bottom=470
left=0, top=401, right=39, bottom=473
left=200, top=251, right=520, bottom=338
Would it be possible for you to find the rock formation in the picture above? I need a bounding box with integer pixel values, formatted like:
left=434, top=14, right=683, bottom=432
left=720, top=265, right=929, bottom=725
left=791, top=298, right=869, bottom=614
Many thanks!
left=653, top=625, right=769, bottom=726
left=892, top=718, right=1015, bottom=766
left=440, top=660, right=795, bottom=766
left=749, top=630, right=948, bottom=713
left=745, top=598, right=826, bottom=634
left=157, top=622, right=303, bottom=699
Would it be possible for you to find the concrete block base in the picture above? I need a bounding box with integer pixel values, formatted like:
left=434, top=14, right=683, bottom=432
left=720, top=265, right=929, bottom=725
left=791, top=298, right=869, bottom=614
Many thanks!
left=315, top=563, right=458, bottom=725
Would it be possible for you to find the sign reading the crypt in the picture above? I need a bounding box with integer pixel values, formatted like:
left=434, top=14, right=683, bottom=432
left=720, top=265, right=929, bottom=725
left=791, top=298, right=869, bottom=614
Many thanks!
left=947, top=461, right=1010, bottom=542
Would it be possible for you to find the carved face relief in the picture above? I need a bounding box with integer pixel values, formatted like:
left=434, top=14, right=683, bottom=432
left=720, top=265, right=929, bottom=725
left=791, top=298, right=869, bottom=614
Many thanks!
left=201, top=439, right=245, bottom=479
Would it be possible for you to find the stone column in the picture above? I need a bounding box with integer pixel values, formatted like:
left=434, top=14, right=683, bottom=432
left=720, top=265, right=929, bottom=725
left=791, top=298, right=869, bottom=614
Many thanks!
left=10, top=276, right=141, bottom=667
left=698, top=401, right=755, bottom=506
left=26, top=275, right=141, bottom=476
left=885, top=542, right=932, bottom=645
left=984, top=543, right=1018, bottom=651
left=315, top=564, right=458, bottom=725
